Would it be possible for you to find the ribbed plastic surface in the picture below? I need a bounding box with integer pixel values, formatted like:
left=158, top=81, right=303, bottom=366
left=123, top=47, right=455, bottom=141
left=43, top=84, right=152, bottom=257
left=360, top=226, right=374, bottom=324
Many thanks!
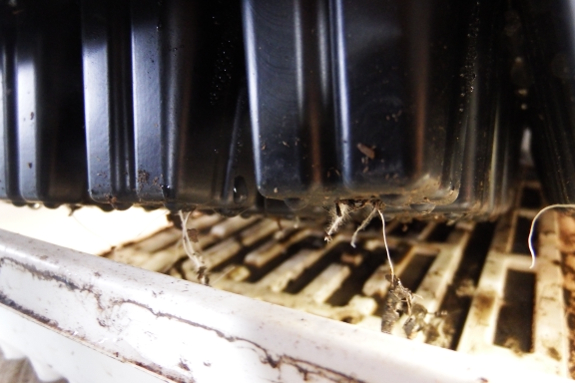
left=243, top=0, right=521, bottom=218
left=82, top=0, right=254, bottom=212
left=1, top=0, right=525, bottom=219
left=519, top=0, right=575, bottom=204
left=0, top=0, right=86, bottom=206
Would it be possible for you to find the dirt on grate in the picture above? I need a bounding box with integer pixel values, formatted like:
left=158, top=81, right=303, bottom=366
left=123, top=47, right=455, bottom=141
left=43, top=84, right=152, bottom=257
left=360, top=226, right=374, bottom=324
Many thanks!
left=561, top=251, right=575, bottom=379
left=558, top=213, right=575, bottom=379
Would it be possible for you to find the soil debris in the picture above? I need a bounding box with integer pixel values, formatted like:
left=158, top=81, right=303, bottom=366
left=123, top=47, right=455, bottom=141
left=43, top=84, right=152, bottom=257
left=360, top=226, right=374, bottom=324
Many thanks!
left=381, top=274, right=447, bottom=338
left=357, top=143, right=375, bottom=160
left=187, top=228, right=199, bottom=243
left=323, top=199, right=437, bottom=338
left=381, top=274, right=415, bottom=334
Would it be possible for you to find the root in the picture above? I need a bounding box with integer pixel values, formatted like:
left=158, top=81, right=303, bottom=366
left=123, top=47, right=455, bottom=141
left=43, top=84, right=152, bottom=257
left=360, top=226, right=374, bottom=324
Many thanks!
left=377, top=208, right=395, bottom=278
left=324, top=202, right=351, bottom=242
left=321, top=198, right=439, bottom=338
left=382, top=272, right=418, bottom=336
left=325, top=199, right=395, bottom=277
left=179, top=210, right=209, bottom=285
left=321, top=199, right=447, bottom=338
left=351, top=207, right=378, bottom=248
left=528, top=204, right=575, bottom=269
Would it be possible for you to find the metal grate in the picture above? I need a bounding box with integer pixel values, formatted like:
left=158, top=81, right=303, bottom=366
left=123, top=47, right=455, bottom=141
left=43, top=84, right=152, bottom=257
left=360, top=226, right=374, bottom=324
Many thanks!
left=105, top=178, right=570, bottom=378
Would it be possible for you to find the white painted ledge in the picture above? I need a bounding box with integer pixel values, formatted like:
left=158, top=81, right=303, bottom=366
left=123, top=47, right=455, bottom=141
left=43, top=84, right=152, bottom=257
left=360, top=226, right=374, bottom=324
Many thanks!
left=0, top=229, right=569, bottom=383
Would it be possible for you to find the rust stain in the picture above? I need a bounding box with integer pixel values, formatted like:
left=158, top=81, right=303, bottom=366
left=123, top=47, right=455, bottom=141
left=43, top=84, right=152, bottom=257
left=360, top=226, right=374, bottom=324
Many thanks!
left=0, top=257, right=366, bottom=383
left=0, top=257, right=106, bottom=309
left=106, top=299, right=366, bottom=383
left=0, top=292, right=59, bottom=330
left=178, top=359, right=190, bottom=371
left=132, top=360, right=193, bottom=383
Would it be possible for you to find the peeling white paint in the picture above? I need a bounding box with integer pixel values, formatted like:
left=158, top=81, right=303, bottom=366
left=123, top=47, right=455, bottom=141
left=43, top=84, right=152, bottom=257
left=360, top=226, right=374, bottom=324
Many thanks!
left=0, top=229, right=570, bottom=383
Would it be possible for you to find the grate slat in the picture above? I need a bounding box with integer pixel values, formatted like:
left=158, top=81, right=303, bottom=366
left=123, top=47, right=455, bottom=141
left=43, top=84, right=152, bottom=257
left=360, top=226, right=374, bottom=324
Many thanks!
left=105, top=179, right=571, bottom=378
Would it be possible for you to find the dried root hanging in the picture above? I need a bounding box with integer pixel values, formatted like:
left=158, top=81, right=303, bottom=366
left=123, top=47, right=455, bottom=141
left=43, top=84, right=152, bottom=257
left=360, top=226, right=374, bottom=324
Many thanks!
left=378, top=208, right=395, bottom=278
left=351, top=206, right=402, bottom=331
left=373, top=205, right=431, bottom=337
left=323, top=199, right=439, bottom=337
left=381, top=274, right=413, bottom=333
left=324, top=201, right=351, bottom=242
left=351, top=206, right=378, bottom=248
left=179, top=210, right=209, bottom=285
left=528, top=204, right=575, bottom=269
left=324, top=199, right=395, bottom=276
left=382, top=273, right=446, bottom=338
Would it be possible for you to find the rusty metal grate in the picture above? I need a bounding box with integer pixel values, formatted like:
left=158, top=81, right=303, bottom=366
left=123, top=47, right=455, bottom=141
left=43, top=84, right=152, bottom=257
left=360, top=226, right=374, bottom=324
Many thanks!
left=105, top=177, right=570, bottom=378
